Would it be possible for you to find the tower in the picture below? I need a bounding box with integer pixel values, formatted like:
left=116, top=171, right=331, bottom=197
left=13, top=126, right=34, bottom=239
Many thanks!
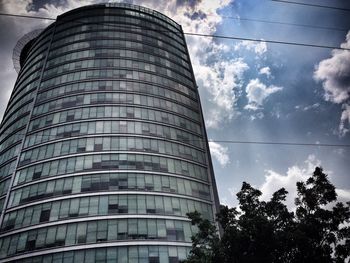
left=0, top=4, right=220, bottom=262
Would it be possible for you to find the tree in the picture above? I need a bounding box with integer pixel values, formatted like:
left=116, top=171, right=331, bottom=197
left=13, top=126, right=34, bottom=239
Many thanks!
left=183, top=167, right=350, bottom=263
left=183, top=211, right=223, bottom=263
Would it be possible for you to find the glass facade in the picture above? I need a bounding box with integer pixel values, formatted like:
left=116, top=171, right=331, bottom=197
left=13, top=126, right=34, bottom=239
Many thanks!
left=0, top=3, right=220, bottom=262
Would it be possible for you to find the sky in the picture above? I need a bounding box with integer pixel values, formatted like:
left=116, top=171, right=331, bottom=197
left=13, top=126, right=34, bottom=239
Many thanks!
left=0, top=0, right=350, bottom=208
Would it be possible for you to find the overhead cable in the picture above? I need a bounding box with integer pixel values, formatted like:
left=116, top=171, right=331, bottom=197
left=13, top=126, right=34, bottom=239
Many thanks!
left=0, top=12, right=349, bottom=51
left=271, top=0, right=350, bottom=12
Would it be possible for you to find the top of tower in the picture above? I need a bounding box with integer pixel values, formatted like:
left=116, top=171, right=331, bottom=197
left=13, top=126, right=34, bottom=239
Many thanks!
left=12, top=29, right=43, bottom=73
left=13, top=3, right=181, bottom=73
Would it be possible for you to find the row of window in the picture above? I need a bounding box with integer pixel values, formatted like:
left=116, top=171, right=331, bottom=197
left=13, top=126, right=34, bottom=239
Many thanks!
left=19, top=42, right=46, bottom=75
left=3, top=194, right=212, bottom=231
left=0, top=127, right=25, bottom=154
left=14, top=59, right=42, bottom=95
left=12, top=71, right=40, bottom=105
left=0, top=218, right=195, bottom=258
left=36, top=88, right=197, bottom=119
left=64, top=3, right=180, bottom=30
left=48, top=35, right=190, bottom=74
left=29, top=106, right=201, bottom=135
left=48, top=38, right=188, bottom=74
left=37, top=79, right=197, bottom=107
left=15, top=153, right=208, bottom=186
left=49, top=37, right=188, bottom=75
left=119, top=3, right=180, bottom=28
left=52, top=25, right=186, bottom=55
left=20, top=136, right=205, bottom=167
left=33, top=92, right=199, bottom=122
left=44, top=55, right=192, bottom=82
left=0, top=101, right=32, bottom=141
left=0, top=143, right=21, bottom=168
left=40, top=68, right=194, bottom=97
left=0, top=115, right=28, bottom=148
left=4, top=79, right=38, bottom=121
left=46, top=47, right=190, bottom=73
left=9, top=172, right=211, bottom=208
left=6, top=245, right=190, bottom=263
left=56, top=8, right=183, bottom=44
left=41, top=61, right=194, bottom=89
left=8, top=70, right=38, bottom=112
left=51, top=27, right=186, bottom=61
left=43, top=58, right=192, bottom=88
left=0, top=199, right=4, bottom=214
left=25, top=120, right=204, bottom=149
left=0, top=179, right=10, bottom=197
left=0, top=160, right=16, bottom=180
left=1, top=78, right=36, bottom=121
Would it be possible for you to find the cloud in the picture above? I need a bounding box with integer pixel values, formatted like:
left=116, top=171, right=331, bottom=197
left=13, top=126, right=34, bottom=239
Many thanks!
left=337, top=188, right=350, bottom=204
left=244, top=78, right=282, bottom=111
left=260, top=155, right=321, bottom=209
left=314, top=31, right=350, bottom=136
left=302, top=103, right=320, bottom=111
left=314, top=31, right=350, bottom=104
left=234, top=40, right=267, bottom=56
left=260, top=155, right=350, bottom=210
left=339, top=103, right=350, bottom=136
left=259, top=66, right=271, bottom=77
left=197, top=59, right=249, bottom=128
left=209, top=141, right=230, bottom=166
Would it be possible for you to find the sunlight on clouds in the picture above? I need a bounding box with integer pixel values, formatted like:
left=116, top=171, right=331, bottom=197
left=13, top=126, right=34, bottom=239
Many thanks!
left=244, top=78, right=282, bottom=111
left=197, top=59, right=249, bottom=128
left=259, top=155, right=350, bottom=210
left=234, top=40, right=267, bottom=56
left=258, top=66, right=271, bottom=77
left=314, top=30, right=350, bottom=136
left=260, top=155, right=321, bottom=209
left=339, top=103, right=350, bottom=136
left=209, top=141, right=230, bottom=167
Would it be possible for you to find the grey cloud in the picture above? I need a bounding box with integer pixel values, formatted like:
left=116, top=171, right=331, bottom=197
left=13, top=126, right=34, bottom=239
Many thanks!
left=314, top=31, right=350, bottom=135
left=314, top=31, right=350, bottom=104
left=176, top=0, right=200, bottom=9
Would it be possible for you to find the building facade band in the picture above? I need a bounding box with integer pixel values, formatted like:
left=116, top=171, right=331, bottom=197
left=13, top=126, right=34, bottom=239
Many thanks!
left=0, top=3, right=220, bottom=262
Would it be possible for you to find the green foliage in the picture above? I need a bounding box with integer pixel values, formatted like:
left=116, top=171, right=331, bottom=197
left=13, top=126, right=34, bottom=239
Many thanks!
left=182, top=211, right=223, bottom=263
left=183, top=167, right=350, bottom=263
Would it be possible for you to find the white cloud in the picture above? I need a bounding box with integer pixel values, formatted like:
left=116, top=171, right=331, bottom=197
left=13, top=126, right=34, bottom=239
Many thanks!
left=234, top=40, right=267, bottom=56
left=339, top=103, right=350, bottom=136
left=260, top=155, right=321, bottom=209
left=314, top=31, right=350, bottom=136
left=209, top=141, right=230, bottom=167
left=303, top=103, right=320, bottom=111
left=244, top=78, right=283, bottom=111
left=314, top=31, right=350, bottom=104
left=259, top=66, right=271, bottom=77
left=197, top=59, right=249, bottom=128
left=260, top=155, right=350, bottom=210
left=337, top=188, right=350, bottom=204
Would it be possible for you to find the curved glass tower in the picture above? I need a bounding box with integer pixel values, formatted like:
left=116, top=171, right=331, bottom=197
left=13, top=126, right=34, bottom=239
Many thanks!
left=0, top=4, right=220, bottom=262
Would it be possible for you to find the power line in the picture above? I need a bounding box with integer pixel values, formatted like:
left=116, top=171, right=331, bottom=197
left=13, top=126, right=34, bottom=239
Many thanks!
left=208, top=14, right=348, bottom=32
left=0, top=131, right=349, bottom=148
left=0, top=13, right=55, bottom=21
left=2, top=11, right=348, bottom=32
left=0, top=12, right=349, bottom=51
left=271, top=0, right=350, bottom=12
left=209, top=140, right=350, bottom=147
left=184, top=32, right=350, bottom=51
